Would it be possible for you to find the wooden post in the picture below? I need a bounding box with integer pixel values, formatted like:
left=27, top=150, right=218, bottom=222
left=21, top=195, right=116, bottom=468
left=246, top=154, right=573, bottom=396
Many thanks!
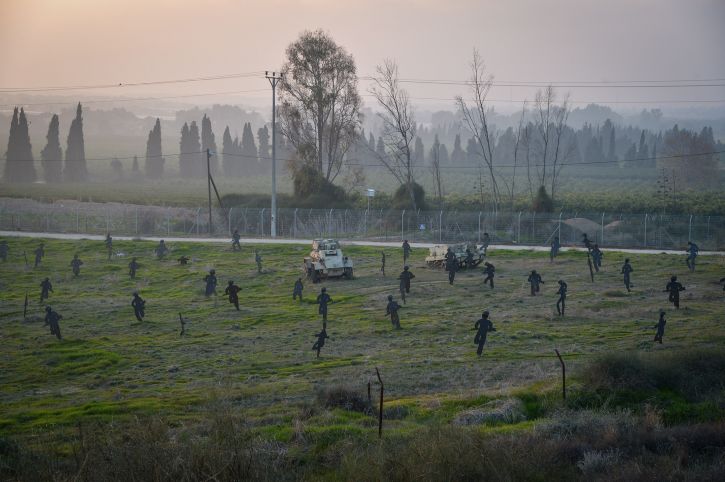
left=23, top=291, right=28, bottom=320
left=375, top=367, right=384, bottom=438
left=554, top=349, right=566, bottom=400
left=367, top=381, right=371, bottom=404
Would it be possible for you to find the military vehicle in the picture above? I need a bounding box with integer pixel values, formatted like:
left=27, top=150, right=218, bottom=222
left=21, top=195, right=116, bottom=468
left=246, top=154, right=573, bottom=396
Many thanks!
left=425, top=242, right=484, bottom=269
left=304, top=239, right=354, bottom=281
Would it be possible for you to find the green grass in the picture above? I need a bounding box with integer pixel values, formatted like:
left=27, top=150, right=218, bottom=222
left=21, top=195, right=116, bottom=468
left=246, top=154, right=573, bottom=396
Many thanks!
left=0, top=236, right=724, bottom=479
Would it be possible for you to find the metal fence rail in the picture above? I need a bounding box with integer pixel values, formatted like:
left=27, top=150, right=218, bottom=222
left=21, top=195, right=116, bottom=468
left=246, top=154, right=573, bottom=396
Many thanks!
left=0, top=198, right=722, bottom=250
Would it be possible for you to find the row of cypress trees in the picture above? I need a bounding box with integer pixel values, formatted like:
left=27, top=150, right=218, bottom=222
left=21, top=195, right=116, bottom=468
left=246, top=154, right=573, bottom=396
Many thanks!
left=3, top=103, right=87, bottom=183
left=3, top=107, right=288, bottom=182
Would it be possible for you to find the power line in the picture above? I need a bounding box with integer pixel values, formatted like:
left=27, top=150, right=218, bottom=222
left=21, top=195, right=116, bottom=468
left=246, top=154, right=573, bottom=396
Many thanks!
left=358, top=76, right=725, bottom=88
left=0, top=72, right=265, bottom=93
left=0, top=89, right=270, bottom=108
left=3, top=71, right=725, bottom=93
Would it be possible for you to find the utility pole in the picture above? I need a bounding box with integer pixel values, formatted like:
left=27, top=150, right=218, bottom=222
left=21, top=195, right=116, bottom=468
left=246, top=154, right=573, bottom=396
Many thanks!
left=207, top=148, right=213, bottom=234
left=266, top=71, right=283, bottom=238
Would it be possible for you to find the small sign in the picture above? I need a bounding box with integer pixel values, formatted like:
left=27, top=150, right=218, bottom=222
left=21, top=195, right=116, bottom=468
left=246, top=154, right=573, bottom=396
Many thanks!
left=366, top=189, right=376, bottom=197
left=419, top=224, right=426, bottom=231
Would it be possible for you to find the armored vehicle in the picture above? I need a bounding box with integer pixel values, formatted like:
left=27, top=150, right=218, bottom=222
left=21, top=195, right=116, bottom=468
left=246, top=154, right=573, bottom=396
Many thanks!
left=425, top=242, right=484, bottom=269
left=304, top=239, right=354, bottom=281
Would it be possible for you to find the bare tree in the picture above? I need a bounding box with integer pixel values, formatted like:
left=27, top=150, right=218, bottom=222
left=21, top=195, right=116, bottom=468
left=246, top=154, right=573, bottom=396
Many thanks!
left=456, top=49, right=501, bottom=211
left=531, top=86, right=572, bottom=201
left=369, top=59, right=419, bottom=211
left=278, top=30, right=361, bottom=182
left=510, top=103, right=527, bottom=210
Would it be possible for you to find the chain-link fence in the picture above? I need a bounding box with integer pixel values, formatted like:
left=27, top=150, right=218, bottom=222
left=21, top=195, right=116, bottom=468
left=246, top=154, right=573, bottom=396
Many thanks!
left=0, top=198, right=722, bottom=250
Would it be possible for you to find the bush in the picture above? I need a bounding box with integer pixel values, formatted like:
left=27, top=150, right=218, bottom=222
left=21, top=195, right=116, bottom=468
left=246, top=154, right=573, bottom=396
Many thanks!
left=532, top=185, right=554, bottom=212
left=317, top=386, right=374, bottom=414
left=392, top=182, right=427, bottom=210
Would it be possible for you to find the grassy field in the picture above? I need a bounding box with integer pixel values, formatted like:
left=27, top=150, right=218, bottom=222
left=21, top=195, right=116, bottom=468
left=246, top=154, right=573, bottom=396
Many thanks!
left=1, top=237, right=724, bottom=480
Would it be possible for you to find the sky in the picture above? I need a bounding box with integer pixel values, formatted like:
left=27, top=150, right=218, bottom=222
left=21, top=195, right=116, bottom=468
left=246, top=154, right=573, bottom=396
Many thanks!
left=1, top=0, right=724, bottom=113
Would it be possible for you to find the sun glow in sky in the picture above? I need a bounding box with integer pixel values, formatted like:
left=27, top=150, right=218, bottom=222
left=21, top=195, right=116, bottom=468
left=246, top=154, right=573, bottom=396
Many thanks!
left=1, top=0, right=724, bottom=108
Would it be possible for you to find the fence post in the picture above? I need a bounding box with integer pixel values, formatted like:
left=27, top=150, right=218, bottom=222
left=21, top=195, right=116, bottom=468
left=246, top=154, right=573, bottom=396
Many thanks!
left=261, top=208, right=266, bottom=237
left=439, top=211, right=443, bottom=243
left=531, top=212, right=536, bottom=244
left=294, top=208, right=298, bottom=239
left=329, top=209, right=334, bottom=236
left=558, top=212, right=563, bottom=245
left=517, top=211, right=522, bottom=244
left=46, top=213, right=50, bottom=232
left=401, top=210, right=405, bottom=241
left=363, top=209, right=368, bottom=237
left=706, top=215, right=710, bottom=239
left=76, top=207, right=80, bottom=233
left=555, top=349, right=566, bottom=400
left=601, top=212, right=605, bottom=245
left=167, top=211, right=171, bottom=236
left=644, top=213, right=648, bottom=247
left=478, top=211, right=482, bottom=243
left=688, top=214, right=693, bottom=241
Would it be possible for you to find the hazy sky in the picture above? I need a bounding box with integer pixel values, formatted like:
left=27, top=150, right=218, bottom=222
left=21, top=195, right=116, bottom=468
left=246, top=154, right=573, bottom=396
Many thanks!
left=1, top=0, right=724, bottom=111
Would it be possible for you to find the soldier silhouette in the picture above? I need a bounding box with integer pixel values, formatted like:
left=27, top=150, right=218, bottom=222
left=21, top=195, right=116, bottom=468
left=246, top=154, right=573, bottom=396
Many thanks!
left=481, top=232, right=491, bottom=256
left=131, top=292, right=146, bottom=321
left=582, top=233, right=592, bottom=251
left=482, top=262, right=495, bottom=289
left=398, top=265, right=415, bottom=294
left=720, top=277, right=725, bottom=292
left=386, top=295, right=401, bottom=329
left=402, top=240, right=411, bottom=264
left=44, top=306, right=63, bottom=340
left=312, top=322, right=330, bottom=358
left=654, top=310, right=666, bottom=344
left=70, top=254, right=83, bottom=276
left=445, top=250, right=458, bottom=285
left=556, top=280, right=567, bottom=316
left=317, top=287, right=332, bottom=321
left=293, top=277, right=304, bottom=301
left=232, top=229, right=241, bottom=251
left=686, top=241, right=699, bottom=272
left=399, top=276, right=407, bottom=304
left=155, top=240, right=168, bottom=259
left=104, top=233, right=113, bottom=260
left=128, top=257, right=139, bottom=279
left=178, top=255, right=190, bottom=265
left=0, top=240, right=8, bottom=262
left=621, top=258, right=633, bottom=292
left=591, top=244, right=603, bottom=272
left=40, top=277, right=53, bottom=303
left=474, top=311, right=496, bottom=356
left=665, top=275, right=685, bottom=309
left=34, top=242, right=45, bottom=268
left=550, top=237, right=560, bottom=262
left=225, top=280, right=241, bottom=310
left=527, top=270, right=544, bottom=296
left=204, top=269, right=218, bottom=297
left=380, top=251, right=386, bottom=277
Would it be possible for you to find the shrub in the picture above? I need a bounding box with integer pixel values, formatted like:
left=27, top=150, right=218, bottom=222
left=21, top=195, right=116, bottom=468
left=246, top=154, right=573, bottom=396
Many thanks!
left=392, top=182, right=427, bottom=210
left=317, top=386, right=374, bottom=415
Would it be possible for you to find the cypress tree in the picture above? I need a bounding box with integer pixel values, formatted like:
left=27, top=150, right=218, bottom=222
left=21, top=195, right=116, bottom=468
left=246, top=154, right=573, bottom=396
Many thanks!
left=258, top=125, right=270, bottom=161
left=145, top=118, right=164, bottom=179
left=201, top=115, right=218, bottom=173
left=41, top=114, right=63, bottom=183
left=451, top=134, right=465, bottom=164
left=178, top=122, right=192, bottom=178
left=64, top=103, right=88, bottom=182
left=4, top=107, right=37, bottom=182
left=414, top=137, right=425, bottom=164
left=222, top=126, right=236, bottom=176
left=241, top=122, right=258, bottom=165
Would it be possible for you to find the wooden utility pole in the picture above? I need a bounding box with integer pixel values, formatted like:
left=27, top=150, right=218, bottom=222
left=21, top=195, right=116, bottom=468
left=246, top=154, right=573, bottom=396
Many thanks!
left=206, top=148, right=213, bottom=234
left=375, top=367, right=384, bottom=438
left=266, top=71, right=282, bottom=238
